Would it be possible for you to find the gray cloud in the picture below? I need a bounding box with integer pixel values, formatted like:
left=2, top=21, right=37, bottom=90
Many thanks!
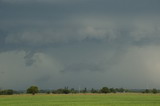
left=3, top=18, right=160, bottom=48
left=61, top=63, right=105, bottom=72
left=24, top=51, right=36, bottom=66
left=0, top=0, right=160, bottom=89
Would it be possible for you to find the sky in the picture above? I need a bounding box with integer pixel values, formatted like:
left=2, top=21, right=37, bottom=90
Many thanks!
left=0, top=0, right=160, bottom=90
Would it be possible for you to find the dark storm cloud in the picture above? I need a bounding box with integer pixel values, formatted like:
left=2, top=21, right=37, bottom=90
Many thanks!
left=0, top=0, right=160, bottom=49
left=0, top=0, right=160, bottom=89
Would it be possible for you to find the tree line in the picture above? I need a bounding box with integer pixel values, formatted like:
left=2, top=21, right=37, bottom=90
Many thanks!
left=26, top=86, right=128, bottom=95
left=0, top=89, right=14, bottom=95
left=0, top=86, right=159, bottom=95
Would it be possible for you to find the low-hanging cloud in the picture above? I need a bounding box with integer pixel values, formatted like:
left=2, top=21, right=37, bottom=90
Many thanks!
left=4, top=18, right=160, bottom=47
left=1, top=0, right=160, bottom=89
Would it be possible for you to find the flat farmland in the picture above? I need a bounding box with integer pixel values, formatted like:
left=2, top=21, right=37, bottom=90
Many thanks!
left=0, top=93, right=160, bottom=106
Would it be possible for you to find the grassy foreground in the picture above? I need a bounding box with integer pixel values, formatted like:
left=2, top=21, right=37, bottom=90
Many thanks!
left=0, top=93, right=160, bottom=106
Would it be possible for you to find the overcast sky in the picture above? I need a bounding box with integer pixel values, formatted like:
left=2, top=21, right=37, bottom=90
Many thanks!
left=0, top=0, right=160, bottom=90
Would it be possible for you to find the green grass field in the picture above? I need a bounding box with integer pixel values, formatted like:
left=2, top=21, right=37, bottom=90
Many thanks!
left=0, top=93, right=160, bottom=106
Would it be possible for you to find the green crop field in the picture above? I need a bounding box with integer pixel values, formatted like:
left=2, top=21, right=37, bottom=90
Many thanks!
left=0, top=93, right=160, bottom=106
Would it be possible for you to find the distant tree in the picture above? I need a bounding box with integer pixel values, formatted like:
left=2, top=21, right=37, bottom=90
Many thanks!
left=152, top=88, right=158, bottom=94
left=52, top=90, right=56, bottom=94
left=144, top=89, right=150, bottom=93
left=53, top=87, right=70, bottom=94
left=100, top=87, right=110, bottom=94
left=0, top=89, right=14, bottom=95
left=91, top=88, right=98, bottom=93
left=46, top=91, right=51, bottom=94
left=124, top=89, right=129, bottom=93
left=63, top=88, right=70, bottom=94
left=6, top=89, right=14, bottom=95
left=55, top=89, right=64, bottom=94
left=110, top=88, right=116, bottom=93
left=70, top=88, right=77, bottom=94
left=115, top=88, right=125, bottom=93
left=27, top=86, right=39, bottom=95
left=82, top=88, right=87, bottom=93
left=119, top=88, right=125, bottom=93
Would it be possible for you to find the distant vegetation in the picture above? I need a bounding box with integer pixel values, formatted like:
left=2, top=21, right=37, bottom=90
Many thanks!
left=0, top=89, right=14, bottom=95
left=27, top=86, right=39, bottom=95
left=0, top=86, right=159, bottom=95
